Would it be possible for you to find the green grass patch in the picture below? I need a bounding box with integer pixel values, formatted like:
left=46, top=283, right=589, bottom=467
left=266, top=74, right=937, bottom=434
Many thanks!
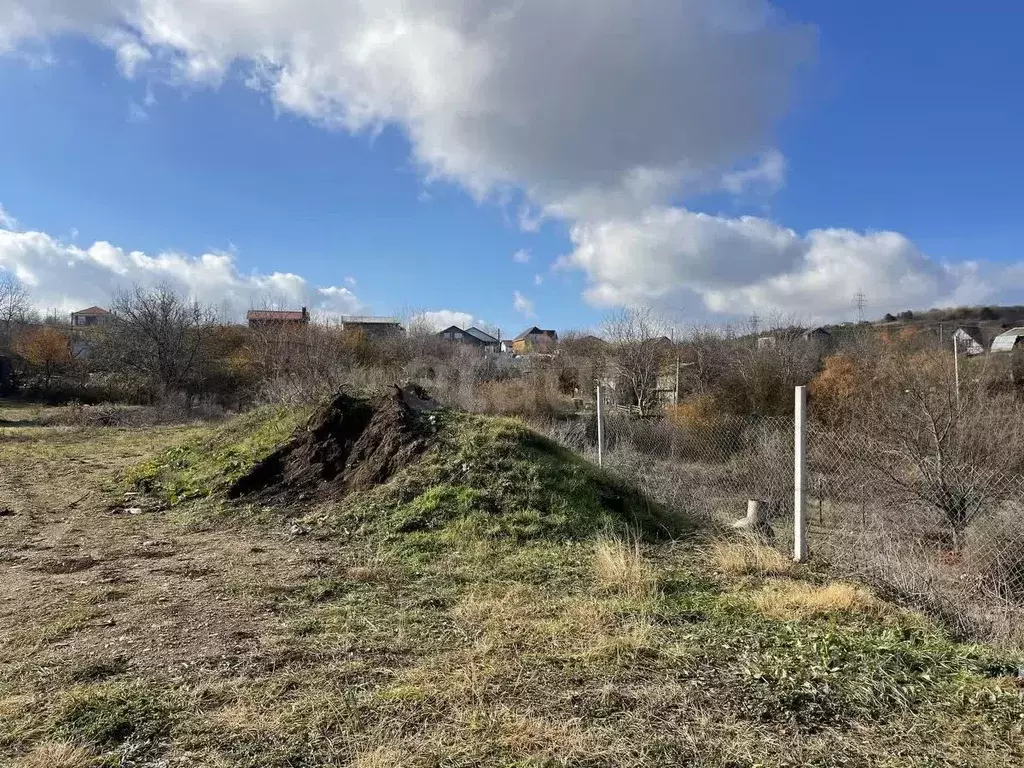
left=128, top=405, right=688, bottom=548
left=52, top=680, right=173, bottom=756
left=335, top=411, right=688, bottom=546
left=125, top=405, right=311, bottom=504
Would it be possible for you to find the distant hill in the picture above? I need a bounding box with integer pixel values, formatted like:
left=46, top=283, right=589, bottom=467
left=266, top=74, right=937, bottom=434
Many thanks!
left=875, top=305, right=1024, bottom=327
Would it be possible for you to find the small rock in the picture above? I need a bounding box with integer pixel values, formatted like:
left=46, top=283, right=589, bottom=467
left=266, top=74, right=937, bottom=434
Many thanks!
left=126, top=507, right=144, bottom=515
left=290, top=524, right=309, bottom=536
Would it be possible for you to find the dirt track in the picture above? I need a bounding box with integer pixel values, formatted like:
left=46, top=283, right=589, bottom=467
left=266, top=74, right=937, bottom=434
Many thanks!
left=0, top=406, right=337, bottom=677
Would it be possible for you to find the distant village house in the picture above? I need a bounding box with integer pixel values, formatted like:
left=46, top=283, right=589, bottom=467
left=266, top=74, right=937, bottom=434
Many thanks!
left=511, top=327, right=558, bottom=354
left=70, top=306, right=112, bottom=327
left=953, top=325, right=986, bottom=356
left=340, top=316, right=404, bottom=339
left=437, top=326, right=500, bottom=352
left=246, top=307, right=310, bottom=329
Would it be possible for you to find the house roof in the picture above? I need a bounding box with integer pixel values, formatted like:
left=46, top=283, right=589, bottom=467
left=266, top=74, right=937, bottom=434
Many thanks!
left=341, top=316, right=401, bottom=325
left=954, top=325, right=985, bottom=345
left=247, top=309, right=307, bottom=321
left=465, top=327, right=499, bottom=344
left=992, top=327, right=1024, bottom=352
left=72, top=306, right=110, bottom=316
left=513, top=326, right=557, bottom=342
left=437, top=325, right=466, bottom=336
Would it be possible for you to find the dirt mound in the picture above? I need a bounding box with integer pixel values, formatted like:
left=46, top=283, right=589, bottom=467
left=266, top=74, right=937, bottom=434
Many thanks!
left=228, top=384, right=438, bottom=502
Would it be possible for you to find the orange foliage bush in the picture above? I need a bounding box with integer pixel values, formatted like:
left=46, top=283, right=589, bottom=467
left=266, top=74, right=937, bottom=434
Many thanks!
left=665, top=394, right=720, bottom=431
left=13, top=326, right=74, bottom=387
left=808, top=354, right=862, bottom=424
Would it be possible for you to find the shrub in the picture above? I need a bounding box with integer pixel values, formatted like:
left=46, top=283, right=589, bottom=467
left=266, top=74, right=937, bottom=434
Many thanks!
left=964, top=510, right=1024, bottom=600
left=664, top=396, right=744, bottom=461
left=473, top=377, right=568, bottom=421
left=808, top=354, right=861, bottom=425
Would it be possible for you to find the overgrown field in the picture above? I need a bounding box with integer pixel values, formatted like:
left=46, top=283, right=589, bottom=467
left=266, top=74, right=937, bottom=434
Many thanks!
left=1, top=399, right=1023, bottom=767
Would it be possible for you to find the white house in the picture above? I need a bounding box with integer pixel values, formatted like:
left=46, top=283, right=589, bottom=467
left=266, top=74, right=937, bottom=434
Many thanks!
left=953, top=326, right=986, bottom=356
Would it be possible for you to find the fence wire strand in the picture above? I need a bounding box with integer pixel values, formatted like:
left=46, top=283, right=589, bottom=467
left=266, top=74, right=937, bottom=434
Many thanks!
left=549, top=392, right=1024, bottom=646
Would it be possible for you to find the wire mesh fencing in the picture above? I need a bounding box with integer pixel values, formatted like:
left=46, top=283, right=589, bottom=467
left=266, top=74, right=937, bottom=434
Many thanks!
left=804, top=420, right=1024, bottom=645
left=545, top=409, right=795, bottom=533
left=546, top=385, right=1024, bottom=647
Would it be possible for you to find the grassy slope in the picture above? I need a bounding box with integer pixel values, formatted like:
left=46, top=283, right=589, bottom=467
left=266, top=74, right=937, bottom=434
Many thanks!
left=124, top=405, right=311, bottom=505
left=3, top=405, right=1024, bottom=767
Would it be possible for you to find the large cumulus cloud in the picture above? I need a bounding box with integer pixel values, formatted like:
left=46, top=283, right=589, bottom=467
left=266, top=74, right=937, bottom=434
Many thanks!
left=3, top=1, right=1014, bottom=322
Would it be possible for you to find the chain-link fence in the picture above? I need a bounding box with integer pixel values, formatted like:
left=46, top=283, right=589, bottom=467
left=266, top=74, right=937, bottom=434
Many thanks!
left=805, top=420, right=1024, bottom=645
left=545, top=405, right=794, bottom=534
left=548, top=386, right=1024, bottom=646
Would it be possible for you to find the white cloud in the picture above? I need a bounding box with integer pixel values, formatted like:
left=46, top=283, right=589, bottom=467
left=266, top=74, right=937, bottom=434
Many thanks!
left=567, top=208, right=1022, bottom=323
left=0, top=204, right=17, bottom=230
left=0, top=217, right=363, bottom=319
left=344, top=276, right=357, bottom=287
left=721, top=149, right=786, bottom=195
left=512, top=248, right=530, bottom=264
left=4, top=2, right=1012, bottom=321
left=410, top=309, right=478, bottom=332
left=534, top=273, right=543, bottom=286
left=0, top=2, right=811, bottom=209
left=512, top=290, right=534, bottom=318
left=109, top=33, right=152, bottom=77
left=517, top=204, right=544, bottom=233
left=128, top=101, right=148, bottom=122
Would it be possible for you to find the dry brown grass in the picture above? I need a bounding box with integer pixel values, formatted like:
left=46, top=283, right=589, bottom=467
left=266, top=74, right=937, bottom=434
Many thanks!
left=351, top=746, right=412, bottom=768
left=481, top=708, right=596, bottom=761
left=0, top=694, right=35, bottom=718
left=750, top=580, right=887, bottom=620
left=583, top=617, right=660, bottom=662
left=709, top=537, right=794, bottom=577
left=16, top=742, right=94, bottom=768
left=594, top=534, right=658, bottom=601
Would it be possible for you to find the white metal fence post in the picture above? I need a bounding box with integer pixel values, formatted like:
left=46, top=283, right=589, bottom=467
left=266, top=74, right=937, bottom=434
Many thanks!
left=596, top=384, right=604, bottom=468
left=953, top=333, right=961, bottom=411
left=794, top=385, right=807, bottom=562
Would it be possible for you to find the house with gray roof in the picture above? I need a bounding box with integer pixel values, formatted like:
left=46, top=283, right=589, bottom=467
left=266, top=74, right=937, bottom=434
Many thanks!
left=438, top=325, right=500, bottom=352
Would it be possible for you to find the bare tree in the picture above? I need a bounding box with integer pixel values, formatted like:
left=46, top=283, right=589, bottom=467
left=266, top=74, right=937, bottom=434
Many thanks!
left=836, top=346, right=1024, bottom=549
left=97, top=284, right=217, bottom=402
left=602, top=308, right=668, bottom=416
left=0, top=274, right=31, bottom=354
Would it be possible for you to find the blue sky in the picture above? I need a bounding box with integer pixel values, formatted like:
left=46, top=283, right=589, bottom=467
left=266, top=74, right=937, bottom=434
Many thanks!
left=1, top=1, right=1023, bottom=335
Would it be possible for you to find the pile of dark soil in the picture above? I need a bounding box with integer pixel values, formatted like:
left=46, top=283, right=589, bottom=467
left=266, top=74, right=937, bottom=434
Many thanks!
left=228, top=384, right=438, bottom=502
